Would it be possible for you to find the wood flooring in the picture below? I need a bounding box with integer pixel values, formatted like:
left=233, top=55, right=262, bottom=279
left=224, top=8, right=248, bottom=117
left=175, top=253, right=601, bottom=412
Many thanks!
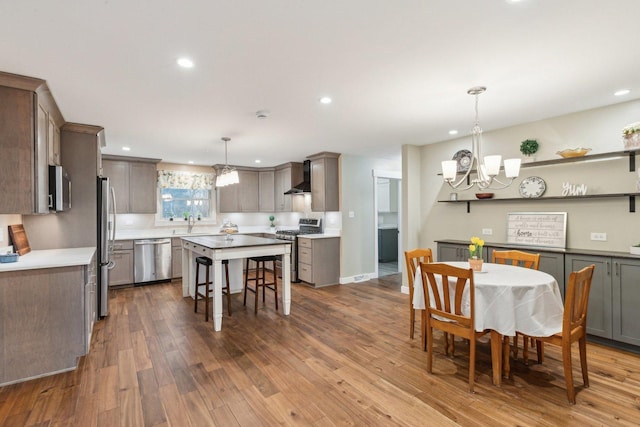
left=1, top=274, right=639, bottom=426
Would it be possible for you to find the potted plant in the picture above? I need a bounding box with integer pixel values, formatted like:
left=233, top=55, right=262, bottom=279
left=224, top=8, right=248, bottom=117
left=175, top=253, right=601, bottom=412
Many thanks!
left=269, top=215, right=276, bottom=229
left=183, top=211, right=190, bottom=221
left=520, top=139, right=539, bottom=162
left=468, top=236, right=484, bottom=271
left=622, top=122, right=640, bottom=149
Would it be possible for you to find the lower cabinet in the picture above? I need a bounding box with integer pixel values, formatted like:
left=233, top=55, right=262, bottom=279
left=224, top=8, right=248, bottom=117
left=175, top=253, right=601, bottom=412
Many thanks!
left=378, top=228, right=398, bottom=262
left=565, top=254, right=640, bottom=345
left=298, top=237, right=340, bottom=287
left=0, top=265, right=88, bottom=385
left=437, top=242, right=486, bottom=262
left=84, top=254, right=97, bottom=353
left=110, top=240, right=134, bottom=286
left=172, top=237, right=182, bottom=279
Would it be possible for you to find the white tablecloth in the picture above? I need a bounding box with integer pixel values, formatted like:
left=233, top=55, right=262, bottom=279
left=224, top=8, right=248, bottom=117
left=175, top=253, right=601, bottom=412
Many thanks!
left=412, top=261, right=564, bottom=337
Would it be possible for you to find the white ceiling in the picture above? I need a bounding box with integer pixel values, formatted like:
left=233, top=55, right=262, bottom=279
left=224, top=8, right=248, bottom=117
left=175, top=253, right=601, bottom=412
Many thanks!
left=2, top=1, right=639, bottom=167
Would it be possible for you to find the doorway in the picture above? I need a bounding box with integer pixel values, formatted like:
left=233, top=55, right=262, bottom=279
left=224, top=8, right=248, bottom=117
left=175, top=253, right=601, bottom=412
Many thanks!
left=374, top=174, right=401, bottom=277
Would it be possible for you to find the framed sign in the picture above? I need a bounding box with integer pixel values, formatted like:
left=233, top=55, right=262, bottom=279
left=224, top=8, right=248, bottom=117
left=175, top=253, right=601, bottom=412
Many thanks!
left=506, top=212, right=567, bottom=248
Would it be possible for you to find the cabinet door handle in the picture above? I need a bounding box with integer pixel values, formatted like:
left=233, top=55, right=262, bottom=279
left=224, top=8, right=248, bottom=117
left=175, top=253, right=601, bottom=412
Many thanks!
left=615, top=261, right=620, bottom=276
left=606, top=261, right=610, bottom=275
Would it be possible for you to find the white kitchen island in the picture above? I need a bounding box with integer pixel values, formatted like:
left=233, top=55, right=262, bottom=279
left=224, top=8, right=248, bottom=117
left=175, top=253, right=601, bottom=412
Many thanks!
left=181, top=234, right=292, bottom=331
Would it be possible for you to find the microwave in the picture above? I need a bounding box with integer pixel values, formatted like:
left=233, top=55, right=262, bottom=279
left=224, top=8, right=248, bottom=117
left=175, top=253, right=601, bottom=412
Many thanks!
left=48, top=165, right=71, bottom=211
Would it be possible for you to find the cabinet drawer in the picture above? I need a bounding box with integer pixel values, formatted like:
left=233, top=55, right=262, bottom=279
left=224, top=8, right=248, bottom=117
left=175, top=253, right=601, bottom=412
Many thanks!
left=298, top=247, right=312, bottom=264
left=113, top=240, right=133, bottom=250
left=298, top=263, right=313, bottom=283
left=298, top=238, right=312, bottom=249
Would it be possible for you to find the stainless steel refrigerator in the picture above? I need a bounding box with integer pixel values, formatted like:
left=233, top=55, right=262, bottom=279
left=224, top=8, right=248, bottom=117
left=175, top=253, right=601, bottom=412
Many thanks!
left=97, top=176, right=116, bottom=318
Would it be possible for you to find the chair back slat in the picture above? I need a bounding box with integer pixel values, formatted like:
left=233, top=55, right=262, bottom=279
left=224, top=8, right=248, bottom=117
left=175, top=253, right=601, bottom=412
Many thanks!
left=420, top=262, right=475, bottom=327
left=405, top=248, right=433, bottom=288
left=492, top=250, right=540, bottom=270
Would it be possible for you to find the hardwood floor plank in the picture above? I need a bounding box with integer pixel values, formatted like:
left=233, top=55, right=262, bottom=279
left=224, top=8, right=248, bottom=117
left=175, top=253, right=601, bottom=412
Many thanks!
left=1, top=275, right=639, bottom=426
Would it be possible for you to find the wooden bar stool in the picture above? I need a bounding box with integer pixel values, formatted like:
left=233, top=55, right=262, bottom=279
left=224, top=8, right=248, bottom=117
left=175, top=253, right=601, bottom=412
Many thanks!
left=243, top=256, right=279, bottom=314
left=194, top=256, right=231, bottom=321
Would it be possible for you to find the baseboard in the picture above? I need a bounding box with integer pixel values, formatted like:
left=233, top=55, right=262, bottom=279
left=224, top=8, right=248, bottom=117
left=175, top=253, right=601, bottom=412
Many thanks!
left=339, top=272, right=376, bottom=284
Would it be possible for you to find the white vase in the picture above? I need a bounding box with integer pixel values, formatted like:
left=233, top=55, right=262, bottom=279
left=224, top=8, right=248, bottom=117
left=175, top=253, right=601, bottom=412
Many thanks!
left=623, top=132, right=640, bottom=150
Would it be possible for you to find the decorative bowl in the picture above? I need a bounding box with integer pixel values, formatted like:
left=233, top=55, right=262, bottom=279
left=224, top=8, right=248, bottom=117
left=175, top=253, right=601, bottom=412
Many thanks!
left=556, top=148, right=591, bottom=158
left=475, top=193, right=494, bottom=199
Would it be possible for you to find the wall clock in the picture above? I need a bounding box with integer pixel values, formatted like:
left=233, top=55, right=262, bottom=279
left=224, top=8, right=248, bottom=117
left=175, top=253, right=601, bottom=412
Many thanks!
left=452, top=149, right=472, bottom=172
left=519, top=176, right=546, bottom=198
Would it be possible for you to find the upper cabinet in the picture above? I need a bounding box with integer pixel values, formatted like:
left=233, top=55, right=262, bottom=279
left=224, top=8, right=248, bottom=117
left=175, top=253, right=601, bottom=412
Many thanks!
left=102, top=155, right=160, bottom=214
left=308, top=152, right=340, bottom=212
left=274, top=162, right=303, bottom=212
left=259, top=169, right=275, bottom=212
left=377, top=178, right=398, bottom=212
left=0, top=72, right=65, bottom=214
left=215, top=166, right=260, bottom=213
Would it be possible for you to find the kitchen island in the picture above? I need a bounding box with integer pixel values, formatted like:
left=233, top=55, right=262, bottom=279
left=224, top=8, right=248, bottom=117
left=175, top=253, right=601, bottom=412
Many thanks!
left=181, top=235, right=292, bottom=331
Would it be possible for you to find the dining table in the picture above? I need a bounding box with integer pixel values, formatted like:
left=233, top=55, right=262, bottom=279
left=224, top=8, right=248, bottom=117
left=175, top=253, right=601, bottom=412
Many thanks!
left=413, top=261, right=564, bottom=386
left=181, top=234, right=292, bottom=331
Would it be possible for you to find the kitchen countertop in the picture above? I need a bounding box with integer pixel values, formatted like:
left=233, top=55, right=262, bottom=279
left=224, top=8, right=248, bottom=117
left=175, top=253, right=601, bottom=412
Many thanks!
left=182, top=234, right=291, bottom=249
left=297, top=234, right=341, bottom=239
left=116, top=227, right=342, bottom=240
left=377, top=225, right=398, bottom=230
left=0, top=247, right=96, bottom=272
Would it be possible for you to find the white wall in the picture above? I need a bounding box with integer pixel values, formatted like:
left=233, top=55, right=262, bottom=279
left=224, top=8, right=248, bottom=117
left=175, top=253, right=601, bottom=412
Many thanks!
left=0, top=214, right=22, bottom=250
left=406, top=98, right=640, bottom=261
left=340, top=154, right=400, bottom=281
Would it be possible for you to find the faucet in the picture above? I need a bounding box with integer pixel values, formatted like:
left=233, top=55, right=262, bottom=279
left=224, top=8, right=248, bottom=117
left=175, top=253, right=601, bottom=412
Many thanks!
left=187, top=215, right=195, bottom=233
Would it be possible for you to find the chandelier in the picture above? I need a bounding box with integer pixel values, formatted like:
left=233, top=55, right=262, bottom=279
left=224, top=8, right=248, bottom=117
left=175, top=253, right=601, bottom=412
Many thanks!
left=441, top=86, right=521, bottom=190
left=215, top=137, right=239, bottom=187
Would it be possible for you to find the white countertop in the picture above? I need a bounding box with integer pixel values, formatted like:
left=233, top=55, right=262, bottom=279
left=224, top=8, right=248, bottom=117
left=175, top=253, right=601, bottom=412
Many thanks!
left=0, top=247, right=96, bottom=272
left=297, top=233, right=341, bottom=240
left=116, top=226, right=341, bottom=240
left=378, top=225, right=398, bottom=229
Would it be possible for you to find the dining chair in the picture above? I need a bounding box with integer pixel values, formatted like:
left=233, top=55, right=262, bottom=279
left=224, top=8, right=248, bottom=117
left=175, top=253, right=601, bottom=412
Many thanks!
left=492, top=249, right=541, bottom=363
left=518, top=264, right=595, bottom=404
left=404, top=248, right=433, bottom=346
left=420, top=262, right=488, bottom=392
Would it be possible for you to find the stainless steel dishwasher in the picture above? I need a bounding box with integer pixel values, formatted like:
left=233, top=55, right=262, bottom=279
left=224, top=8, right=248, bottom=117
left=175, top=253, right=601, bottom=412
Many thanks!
left=134, top=238, right=172, bottom=285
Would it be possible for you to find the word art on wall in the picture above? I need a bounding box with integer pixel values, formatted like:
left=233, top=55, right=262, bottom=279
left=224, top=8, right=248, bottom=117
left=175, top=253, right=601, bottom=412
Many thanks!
left=507, top=212, right=567, bottom=248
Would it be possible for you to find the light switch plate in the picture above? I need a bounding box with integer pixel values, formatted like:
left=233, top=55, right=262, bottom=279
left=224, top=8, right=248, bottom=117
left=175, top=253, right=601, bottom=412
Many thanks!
left=590, top=232, right=607, bottom=241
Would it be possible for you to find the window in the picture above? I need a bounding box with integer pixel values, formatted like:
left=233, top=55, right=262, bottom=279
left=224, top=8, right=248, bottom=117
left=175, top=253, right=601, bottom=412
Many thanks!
left=157, top=170, right=215, bottom=222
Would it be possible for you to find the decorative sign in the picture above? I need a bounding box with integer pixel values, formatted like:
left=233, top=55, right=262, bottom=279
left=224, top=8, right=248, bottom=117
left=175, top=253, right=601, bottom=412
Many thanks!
left=561, top=182, right=588, bottom=196
left=507, top=212, right=567, bottom=248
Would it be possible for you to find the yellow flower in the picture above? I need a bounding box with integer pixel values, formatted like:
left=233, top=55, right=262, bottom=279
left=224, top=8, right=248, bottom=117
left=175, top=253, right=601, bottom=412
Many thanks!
left=469, top=244, right=476, bottom=252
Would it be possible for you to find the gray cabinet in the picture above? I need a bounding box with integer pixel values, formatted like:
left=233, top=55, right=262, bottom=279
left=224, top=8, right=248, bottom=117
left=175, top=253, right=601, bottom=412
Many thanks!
left=110, top=240, right=134, bottom=286
left=216, top=167, right=260, bottom=213
left=274, top=162, right=303, bottom=212
left=308, top=152, right=340, bottom=212
left=378, top=228, right=398, bottom=262
left=565, top=254, right=640, bottom=345
left=171, top=237, right=182, bottom=279
left=0, top=265, right=86, bottom=386
left=437, top=242, right=484, bottom=262
left=298, top=237, right=340, bottom=287
left=0, top=72, right=64, bottom=214
left=84, top=254, right=97, bottom=353
left=102, top=155, right=160, bottom=214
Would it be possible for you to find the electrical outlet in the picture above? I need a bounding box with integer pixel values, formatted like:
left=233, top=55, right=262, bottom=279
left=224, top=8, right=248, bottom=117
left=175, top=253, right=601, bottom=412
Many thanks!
left=349, top=211, right=355, bottom=218
left=482, top=228, right=493, bottom=235
left=590, top=232, right=607, bottom=241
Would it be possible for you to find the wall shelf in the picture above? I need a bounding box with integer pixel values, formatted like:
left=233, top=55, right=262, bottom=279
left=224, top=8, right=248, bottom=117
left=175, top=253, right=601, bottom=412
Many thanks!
left=439, top=149, right=640, bottom=213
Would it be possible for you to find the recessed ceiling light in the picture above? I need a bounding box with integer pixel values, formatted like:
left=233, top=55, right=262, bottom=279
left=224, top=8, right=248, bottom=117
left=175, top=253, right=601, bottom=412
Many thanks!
left=122, top=146, right=131, bottom=151
left=319, top=96, right=332, bottom=104
left=254, top=159, right=261, bottom=164
left=449, top=130, right=459, bottom=135
left=614, top=89, right=630, bottom=96
left=177, top=57, right=194, bottom=68
left=188, top=160, right=194, bottom=164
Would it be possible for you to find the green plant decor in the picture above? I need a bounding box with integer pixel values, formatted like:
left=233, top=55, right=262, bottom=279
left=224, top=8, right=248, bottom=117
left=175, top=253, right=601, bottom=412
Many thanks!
left=269, top=215, right=275, bottom=227
left=520, top=139, right=539, bottom=156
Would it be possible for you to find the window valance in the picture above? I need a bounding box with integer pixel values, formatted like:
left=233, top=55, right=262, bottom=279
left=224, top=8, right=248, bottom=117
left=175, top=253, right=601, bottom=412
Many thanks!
left=157, top=170, right=214, bottom=190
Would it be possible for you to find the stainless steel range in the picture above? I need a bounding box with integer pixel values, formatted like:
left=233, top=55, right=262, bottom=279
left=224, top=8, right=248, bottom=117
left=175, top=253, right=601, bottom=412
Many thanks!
left=275, top=218, right=322, bottom=282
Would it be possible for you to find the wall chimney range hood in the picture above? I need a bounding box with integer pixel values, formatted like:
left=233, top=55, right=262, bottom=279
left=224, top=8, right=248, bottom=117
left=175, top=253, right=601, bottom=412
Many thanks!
left=284, top=160, right=311, bottom=194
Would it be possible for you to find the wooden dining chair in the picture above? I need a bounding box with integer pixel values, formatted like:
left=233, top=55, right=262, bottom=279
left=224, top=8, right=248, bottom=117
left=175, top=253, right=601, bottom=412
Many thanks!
left=420, top=262, right=488, bottom=392
left=492, top=250, right=541, bottom=362
left=518, top=264, right=595, bottom=404
left=404, top=248, right=433, bottom=347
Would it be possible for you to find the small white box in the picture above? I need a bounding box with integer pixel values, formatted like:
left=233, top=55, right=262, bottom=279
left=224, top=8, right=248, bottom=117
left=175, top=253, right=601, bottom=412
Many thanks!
left=630, top=246, right=640, bottom=255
